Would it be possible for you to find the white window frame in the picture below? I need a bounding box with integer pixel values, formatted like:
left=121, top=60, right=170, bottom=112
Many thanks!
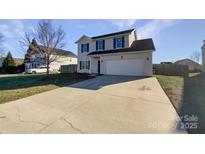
left=97, top=40, right=104, bottom=51
left=115, top=37, right=123, bottom=49
left=80, top=61, right=90, bottom=70
left=82, top=43, right=89, bottom=53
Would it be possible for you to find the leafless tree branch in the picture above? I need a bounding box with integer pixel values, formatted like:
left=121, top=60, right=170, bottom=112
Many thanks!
left=19, top=32, right=35, bottom=52
left=190, top=51, right=201, bottom=63
left=20, top=20, right=66, bottom=77
left=36, top=20, right=66, bottom=77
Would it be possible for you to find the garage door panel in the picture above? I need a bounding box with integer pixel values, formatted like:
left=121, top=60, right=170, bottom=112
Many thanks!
left=105, top=59, right=144, bottom=76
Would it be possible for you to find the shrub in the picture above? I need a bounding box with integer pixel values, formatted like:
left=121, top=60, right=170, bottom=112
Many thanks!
left=16, top=64, right=25, bottom=73
left=0, top=67, right=4, bottom=74
left=2, top=52, right=16, bottom=68
left=0, top=64, right=25, bottom=74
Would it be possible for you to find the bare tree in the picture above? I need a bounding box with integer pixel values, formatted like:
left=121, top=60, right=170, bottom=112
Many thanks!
left=19, top=32, right=38, bottom=63
left=190, top=51, right=201, bottom=63
left=20, top=20, right=65, bottom=77
left=0, top=33, right=4, bottom=57
left=36, top=20, right=65, bottom=77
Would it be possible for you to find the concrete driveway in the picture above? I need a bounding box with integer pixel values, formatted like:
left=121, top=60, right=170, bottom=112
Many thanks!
left=0, top=75, right=186, bottom=133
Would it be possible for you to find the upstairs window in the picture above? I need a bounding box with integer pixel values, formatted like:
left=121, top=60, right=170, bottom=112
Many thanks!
left=96, top=40, right=105, bottom=51
left=81, top=43, right=89, bottom=53
left=114, top=36, right=124, bottom=49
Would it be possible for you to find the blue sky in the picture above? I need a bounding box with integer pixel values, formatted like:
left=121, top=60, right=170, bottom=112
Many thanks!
left=0, top=19, right=205, bottom=63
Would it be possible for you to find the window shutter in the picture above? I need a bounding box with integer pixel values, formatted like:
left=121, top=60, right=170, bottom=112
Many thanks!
left=80, top=61, right=82, bottom=69
left=96, top=41, right=98, bottom=51
left=87, top=43, right=89, bottom=52
left=88, top=60, right=90, bottom=70
left=122, top=36, right=124, bottom=48
left=81, top=44, right=83, bottom=53
left=113, top=38, right=116, bottom=49
left=103, top=40, right=105, bottom=50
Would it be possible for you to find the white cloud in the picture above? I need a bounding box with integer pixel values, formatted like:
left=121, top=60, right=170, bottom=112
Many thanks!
left=0, top=20, right=30, bottom=56
left=11, top=20, right=25, bottom=37
left=3, top=43, right=16, bottom=52
left=107, top=19, right=178, bottom=39
left=27, top=26, right=37, bottom=34
left=0, top=20, right=25, bottom=39
left=137, top=20, right=177, bottom=39
left=77, top=24, right=86, bottom=29
left=10, top=20, right=24, bottom=29
left=0, top=24, right=13, bottom=38
left=108, top=19, right=137, bottom=30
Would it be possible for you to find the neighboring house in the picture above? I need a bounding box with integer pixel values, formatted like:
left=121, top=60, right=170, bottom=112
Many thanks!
left=174, top=58, right=202, bottom=72
left=24, top=46, right=77, bottom=72
left=75, top=29, right=155, bottom=76
left=0, top=57, right=24, bottom=67
left=160, top=62, right=173, bottom=64
left=201, top=40, right=205, bottom=72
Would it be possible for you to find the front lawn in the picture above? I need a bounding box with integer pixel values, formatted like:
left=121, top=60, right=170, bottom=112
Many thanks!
left=156, top=73, right=205, bottom=133
left=0, top=73, right=92, bottom=104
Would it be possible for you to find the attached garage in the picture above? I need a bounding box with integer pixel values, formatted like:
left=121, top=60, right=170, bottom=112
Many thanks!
left=105, top=59, right=144, bottom=76
left=88, top=38, right=155, bottom=76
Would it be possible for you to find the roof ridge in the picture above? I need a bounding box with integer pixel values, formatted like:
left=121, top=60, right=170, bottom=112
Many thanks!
left=88, top=38, right=155, bottom=55
left=175, top=58, right=201, bottom=64
left=33, top=45, right=77, bottom=57
left=91, top=28, right=135, bottom=39
left=38, top=45, right=70, bottom=52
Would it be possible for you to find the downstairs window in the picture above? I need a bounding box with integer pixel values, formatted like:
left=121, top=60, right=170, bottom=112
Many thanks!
left=80, top=61, right=90, bottom=70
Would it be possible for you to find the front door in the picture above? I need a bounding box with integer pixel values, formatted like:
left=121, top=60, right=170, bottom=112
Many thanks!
left=98, top=60, right=100, bottom=74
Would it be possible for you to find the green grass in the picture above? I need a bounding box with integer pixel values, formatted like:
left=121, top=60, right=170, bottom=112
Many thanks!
left=155, top=75, right=184, bottom=111
left=156, top=73, right=205, bottom=133
left=0, top=73, right=92, bottom=104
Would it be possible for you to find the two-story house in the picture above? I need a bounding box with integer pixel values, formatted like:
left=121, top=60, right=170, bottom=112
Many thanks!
left=75, top=29, right=155, bottom=76
left=24, top=45, right=77, bottom=72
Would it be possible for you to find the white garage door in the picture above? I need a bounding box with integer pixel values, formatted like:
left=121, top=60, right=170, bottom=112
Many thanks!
left=105, top=59, right=144, bottom=76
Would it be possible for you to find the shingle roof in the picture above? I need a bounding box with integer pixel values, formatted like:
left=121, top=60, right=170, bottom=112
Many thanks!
left=38, top=45, right=77, bottom=57
left=175, top=58, right=201, bottom=65
left=55, top=48, right=77, bottom=57
left=88, top=38, right=155, bottom=56
left=91, top=29, right=135, bottom=39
